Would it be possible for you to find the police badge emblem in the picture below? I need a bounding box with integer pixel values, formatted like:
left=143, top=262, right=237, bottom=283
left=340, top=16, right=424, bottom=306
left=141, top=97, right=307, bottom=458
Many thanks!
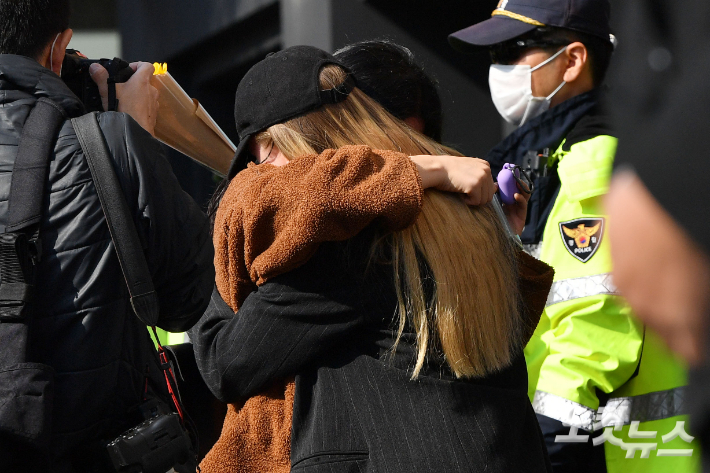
left=559, top=217, right=605, bottom=263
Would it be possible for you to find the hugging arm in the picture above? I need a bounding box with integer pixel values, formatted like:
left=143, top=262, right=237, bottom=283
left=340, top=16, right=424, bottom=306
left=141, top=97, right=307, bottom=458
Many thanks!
left=190, top=237, right=383, bottom=402
left=190, top=285, right=363, bottom=402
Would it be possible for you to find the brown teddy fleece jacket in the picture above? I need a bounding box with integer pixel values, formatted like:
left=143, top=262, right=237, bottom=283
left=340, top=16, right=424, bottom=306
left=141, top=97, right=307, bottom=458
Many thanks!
left=202, top=145, right=554, bottom=472
left=213, top=145, right=423, bottom=312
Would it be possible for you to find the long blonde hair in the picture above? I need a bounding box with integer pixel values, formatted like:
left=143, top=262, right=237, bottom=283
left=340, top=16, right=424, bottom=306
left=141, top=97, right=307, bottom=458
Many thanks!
left=256, top=64, right=522, bottom=379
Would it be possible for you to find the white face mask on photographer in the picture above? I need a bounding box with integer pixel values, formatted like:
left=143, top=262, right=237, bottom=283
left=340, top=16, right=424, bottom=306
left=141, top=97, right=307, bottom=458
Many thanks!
left=489, top=47, right=567, bottom=128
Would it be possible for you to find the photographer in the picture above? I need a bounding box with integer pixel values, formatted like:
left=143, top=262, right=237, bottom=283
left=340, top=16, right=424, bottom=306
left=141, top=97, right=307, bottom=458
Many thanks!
left=0, top=0, right=214, bottom=471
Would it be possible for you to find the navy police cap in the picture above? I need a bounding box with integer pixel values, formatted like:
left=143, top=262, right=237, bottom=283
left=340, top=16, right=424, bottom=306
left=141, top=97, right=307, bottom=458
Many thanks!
left=449, top=0, right=612, bottom=50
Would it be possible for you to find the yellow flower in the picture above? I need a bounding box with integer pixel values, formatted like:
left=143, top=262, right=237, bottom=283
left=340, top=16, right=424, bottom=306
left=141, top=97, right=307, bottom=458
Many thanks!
left=153, top=63, right=168, bottom=75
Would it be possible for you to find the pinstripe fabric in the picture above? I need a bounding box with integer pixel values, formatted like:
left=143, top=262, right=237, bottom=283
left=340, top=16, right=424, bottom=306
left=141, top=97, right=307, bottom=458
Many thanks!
left=289, top=353, right=550, bottom=472
left=190, top=230, right=552, bottom=472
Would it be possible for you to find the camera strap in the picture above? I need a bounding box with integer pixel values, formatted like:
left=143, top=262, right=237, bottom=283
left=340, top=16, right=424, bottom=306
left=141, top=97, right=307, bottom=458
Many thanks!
left=72, top=113, right=160, bottom=327
left=106, top=58, right=135, bottom=112
left=71, top=113, right=197, bottom=451
left=107, top=78, right=118, bottom=112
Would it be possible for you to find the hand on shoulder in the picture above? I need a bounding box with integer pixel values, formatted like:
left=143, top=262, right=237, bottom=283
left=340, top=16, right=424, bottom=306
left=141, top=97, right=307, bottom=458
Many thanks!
left=410, top=155, right=496, bottom=206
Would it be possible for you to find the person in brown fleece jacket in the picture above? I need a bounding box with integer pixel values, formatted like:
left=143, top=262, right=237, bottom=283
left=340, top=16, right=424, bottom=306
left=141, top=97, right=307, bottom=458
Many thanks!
left=191, top=46, right=553, bottom=473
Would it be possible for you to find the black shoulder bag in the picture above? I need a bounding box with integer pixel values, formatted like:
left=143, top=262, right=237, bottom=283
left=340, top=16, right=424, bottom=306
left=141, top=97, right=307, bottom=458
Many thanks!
left=72, top=113, right=199, bottom=473
left=0, top=98, right=66, bottom=469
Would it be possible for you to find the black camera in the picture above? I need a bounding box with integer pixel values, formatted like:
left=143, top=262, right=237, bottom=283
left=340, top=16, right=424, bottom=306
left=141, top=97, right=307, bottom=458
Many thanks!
left=61, top=49, right=134, bottom=112
left=107, top=408, right=197, bottom=473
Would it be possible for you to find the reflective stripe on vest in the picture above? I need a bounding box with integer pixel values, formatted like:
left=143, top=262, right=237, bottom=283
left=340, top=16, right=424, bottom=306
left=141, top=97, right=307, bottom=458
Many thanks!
left=533, top=390, right=597, bottom=431
left=601, top=387, right=687, bottom=427
left=546, top=273, right=618, bottom=307
left=533, top=387, right=688, bottom=432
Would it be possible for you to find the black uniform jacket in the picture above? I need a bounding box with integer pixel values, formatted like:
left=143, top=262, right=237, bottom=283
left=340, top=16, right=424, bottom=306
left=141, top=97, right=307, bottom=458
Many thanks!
left=191, top=228, right=552, bottom=473
left=0, top=54, right=214, bottom=469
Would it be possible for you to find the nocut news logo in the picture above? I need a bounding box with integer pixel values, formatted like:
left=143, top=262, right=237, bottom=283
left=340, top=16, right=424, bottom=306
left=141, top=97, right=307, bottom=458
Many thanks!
left=555, top=407, right=695, bottom=459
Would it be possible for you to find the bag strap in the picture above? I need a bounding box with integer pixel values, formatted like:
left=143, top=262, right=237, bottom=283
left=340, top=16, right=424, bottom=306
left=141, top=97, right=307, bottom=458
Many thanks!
left=0, top=99, right=66, bottom=323
left=6, top=98, right=66, bottom=233
left=71, top=112, right=160, bottom=327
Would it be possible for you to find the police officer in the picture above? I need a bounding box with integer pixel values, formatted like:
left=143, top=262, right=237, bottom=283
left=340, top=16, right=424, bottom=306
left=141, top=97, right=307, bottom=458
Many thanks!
left=449, top=1, right=699, bottom=472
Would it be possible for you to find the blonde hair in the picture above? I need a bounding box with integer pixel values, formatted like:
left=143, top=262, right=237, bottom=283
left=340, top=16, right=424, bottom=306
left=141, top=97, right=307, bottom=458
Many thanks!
left=257, top=64, right=522, bottom=379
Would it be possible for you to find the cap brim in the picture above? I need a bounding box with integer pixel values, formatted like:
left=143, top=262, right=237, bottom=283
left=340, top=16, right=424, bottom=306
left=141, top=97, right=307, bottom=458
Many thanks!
left=227, top=135, right=252, bottom=180
left=449, top=16, right=538, bottom=51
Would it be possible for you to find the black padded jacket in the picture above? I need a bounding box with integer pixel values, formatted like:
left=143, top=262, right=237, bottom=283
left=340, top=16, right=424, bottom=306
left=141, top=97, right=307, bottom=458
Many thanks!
left=0, top=54, right=214, bottom=470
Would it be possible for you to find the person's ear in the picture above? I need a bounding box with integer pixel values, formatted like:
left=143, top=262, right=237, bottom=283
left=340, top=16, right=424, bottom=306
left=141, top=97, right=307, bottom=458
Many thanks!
left=50, top=29, right=73, bottom=75
left=562, top=41, right=588, bottom=83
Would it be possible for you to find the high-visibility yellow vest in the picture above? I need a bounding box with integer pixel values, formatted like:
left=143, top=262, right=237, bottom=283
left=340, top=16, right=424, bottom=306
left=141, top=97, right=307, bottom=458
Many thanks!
left=524, top=135, right=702, bottom=472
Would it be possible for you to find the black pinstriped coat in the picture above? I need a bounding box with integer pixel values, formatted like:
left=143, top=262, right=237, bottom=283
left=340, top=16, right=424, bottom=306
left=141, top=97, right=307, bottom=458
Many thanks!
left=191, top=228, right=552, bottom=472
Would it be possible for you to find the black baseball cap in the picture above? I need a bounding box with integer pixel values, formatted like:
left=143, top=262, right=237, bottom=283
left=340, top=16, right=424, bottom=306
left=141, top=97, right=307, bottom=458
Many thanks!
left=449, top=0, right=612, bottom=51
left=227, top=45, right=356, bottom=179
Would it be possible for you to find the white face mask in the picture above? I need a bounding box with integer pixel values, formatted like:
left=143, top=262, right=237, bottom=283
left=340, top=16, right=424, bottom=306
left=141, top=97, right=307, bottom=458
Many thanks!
left=489, top=47, right=567, bottom=127
left=49, top=33, right=62, bottom=76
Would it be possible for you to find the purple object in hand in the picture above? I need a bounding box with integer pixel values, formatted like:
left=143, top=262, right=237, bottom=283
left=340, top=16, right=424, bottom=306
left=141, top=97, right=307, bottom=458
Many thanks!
left=497, top=163, right=518, bottom=205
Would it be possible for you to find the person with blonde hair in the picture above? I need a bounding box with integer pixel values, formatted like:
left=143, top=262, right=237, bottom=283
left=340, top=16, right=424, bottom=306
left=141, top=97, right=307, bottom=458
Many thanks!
left=191, top=45, right=552, bottom=472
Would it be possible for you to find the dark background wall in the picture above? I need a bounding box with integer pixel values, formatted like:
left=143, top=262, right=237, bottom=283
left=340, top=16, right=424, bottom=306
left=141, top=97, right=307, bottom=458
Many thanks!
left=111, top=0, right=500, bottom=208
left=69, top=0, right=118, bottom=29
